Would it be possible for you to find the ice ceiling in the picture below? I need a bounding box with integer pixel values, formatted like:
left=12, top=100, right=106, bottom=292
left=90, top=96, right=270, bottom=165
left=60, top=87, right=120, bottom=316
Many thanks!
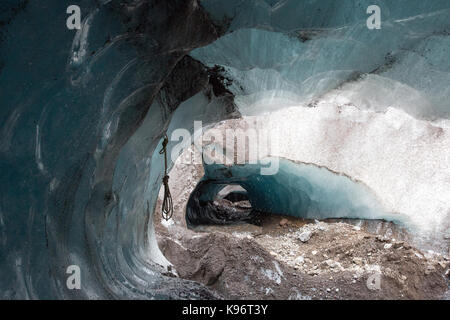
left=0, top=0, right=449, bottom=299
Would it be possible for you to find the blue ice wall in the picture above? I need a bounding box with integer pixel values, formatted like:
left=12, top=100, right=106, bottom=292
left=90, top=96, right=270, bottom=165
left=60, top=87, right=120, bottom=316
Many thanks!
left=0, top=0, right=221, bottom=299
left=191, top=158, right=410, bottom=227
left=196, top=0, right=450, bottom=118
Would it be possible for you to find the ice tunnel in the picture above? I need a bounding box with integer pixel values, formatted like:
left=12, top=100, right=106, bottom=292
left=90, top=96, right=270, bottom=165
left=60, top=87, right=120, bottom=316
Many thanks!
left=0, top=0, right=449, bottom=299
left=186, top=159, right=410, bottom=227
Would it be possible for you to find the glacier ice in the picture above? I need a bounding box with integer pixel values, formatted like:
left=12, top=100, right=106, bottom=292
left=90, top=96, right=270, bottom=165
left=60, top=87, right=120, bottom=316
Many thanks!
left=193, top=3, right=450, bottom=119
left=0, top=0, right=449, bottom=299
left=187, top=158, right=397, bottom=222
left=187, top=103, right=450, bottom=252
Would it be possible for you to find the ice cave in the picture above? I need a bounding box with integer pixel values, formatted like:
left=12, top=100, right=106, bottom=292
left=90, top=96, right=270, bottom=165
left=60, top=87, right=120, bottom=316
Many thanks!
left=0, top=0, right=449, bottom=300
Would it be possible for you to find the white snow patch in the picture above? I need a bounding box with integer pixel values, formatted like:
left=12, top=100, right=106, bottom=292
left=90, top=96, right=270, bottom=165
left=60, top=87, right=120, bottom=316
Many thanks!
left=261, top=261, right=284, bottom=285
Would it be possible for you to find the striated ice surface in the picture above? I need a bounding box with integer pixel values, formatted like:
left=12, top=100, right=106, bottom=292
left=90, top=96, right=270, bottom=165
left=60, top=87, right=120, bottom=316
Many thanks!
left=0, top=0, right=221, bottom=299
left=0, top=0, right=449, bottom=299
left=193, top=2, right=450, bottom=119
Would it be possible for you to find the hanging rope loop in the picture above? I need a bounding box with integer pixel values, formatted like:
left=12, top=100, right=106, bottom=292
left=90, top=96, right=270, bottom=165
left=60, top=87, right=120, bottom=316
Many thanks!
left=159, top=134, right=173, bottom=221
left=159, top=135, right=168, bottom=155
left=161, top=174, right=173, bottom=221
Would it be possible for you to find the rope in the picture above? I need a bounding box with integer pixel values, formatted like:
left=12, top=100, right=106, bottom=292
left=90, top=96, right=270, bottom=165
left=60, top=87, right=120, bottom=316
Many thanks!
left=159, top=134, right=173, bottom=221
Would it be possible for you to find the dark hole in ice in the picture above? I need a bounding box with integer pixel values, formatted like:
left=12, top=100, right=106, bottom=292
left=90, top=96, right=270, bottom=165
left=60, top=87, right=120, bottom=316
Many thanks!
left=186, top=183, right=262, bottom=227
left=223, top=191, right=249, bottom=203
left=217, top=185, right=249, bottom=203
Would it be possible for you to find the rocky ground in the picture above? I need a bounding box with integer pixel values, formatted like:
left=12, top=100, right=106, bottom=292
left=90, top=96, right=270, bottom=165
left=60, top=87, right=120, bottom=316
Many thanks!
left=156, top=211, right=449, bottom=300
